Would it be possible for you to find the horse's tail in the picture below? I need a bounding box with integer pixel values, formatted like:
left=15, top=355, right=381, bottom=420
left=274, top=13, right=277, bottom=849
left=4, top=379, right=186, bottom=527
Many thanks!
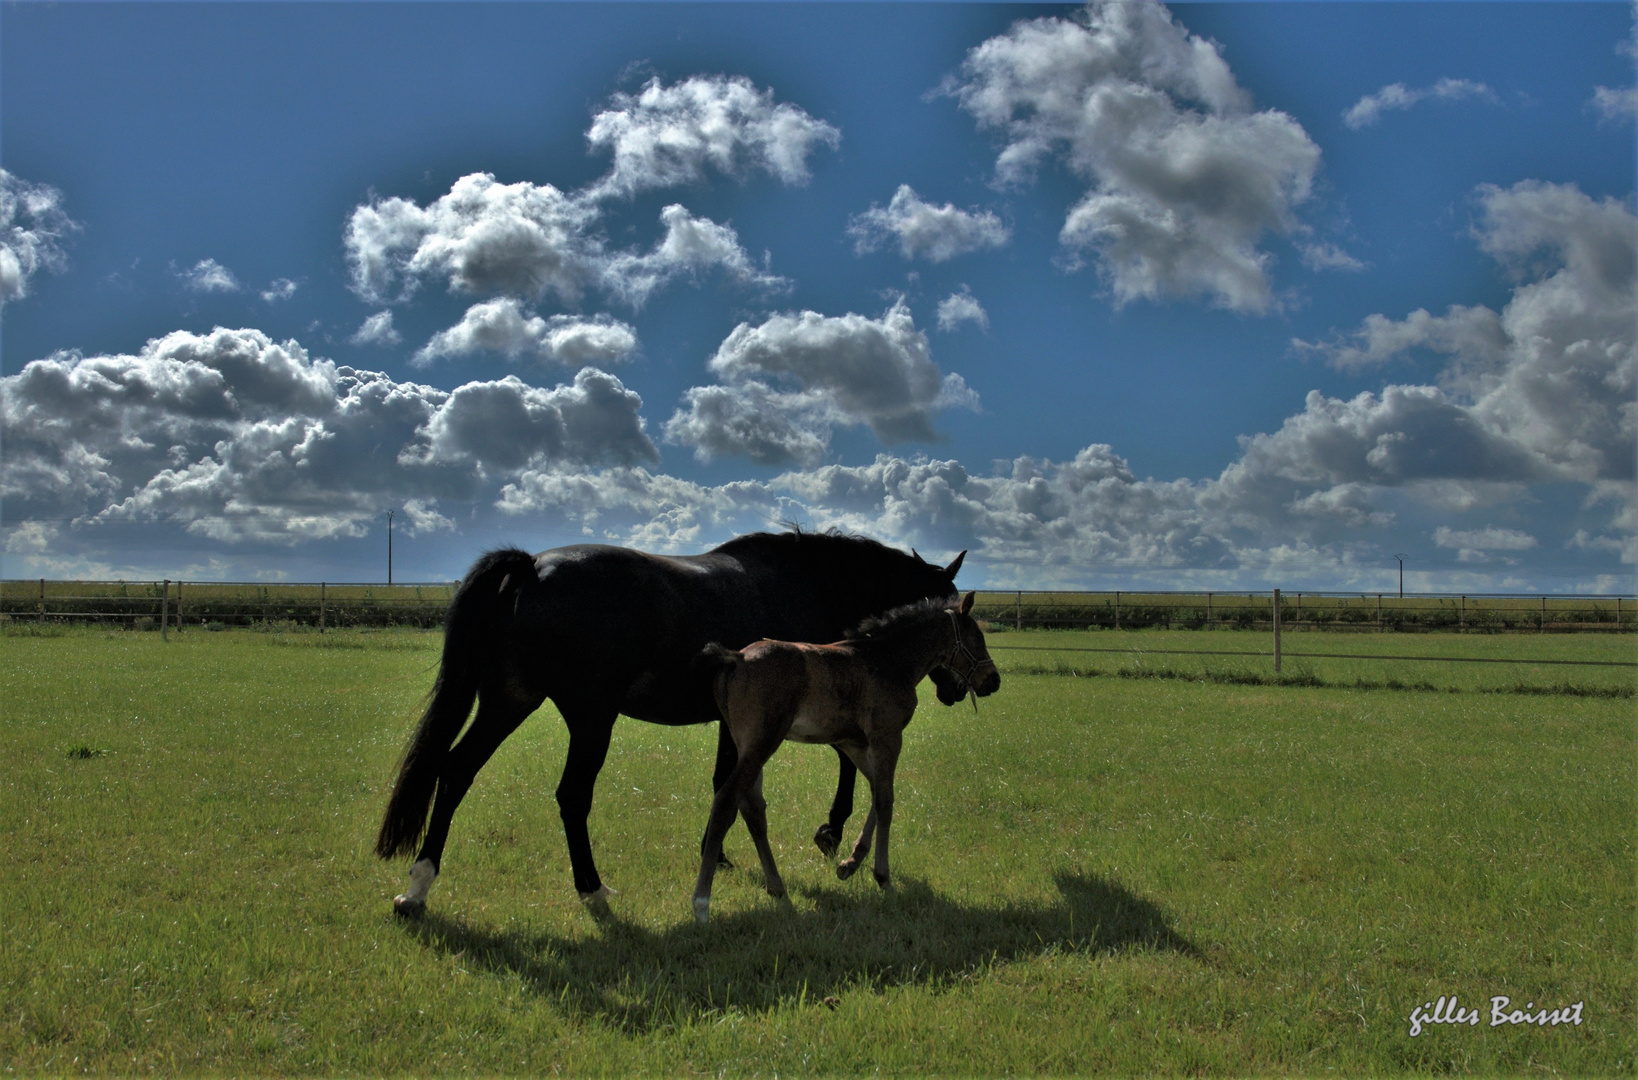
left=375, top=547, right=537, bottom=860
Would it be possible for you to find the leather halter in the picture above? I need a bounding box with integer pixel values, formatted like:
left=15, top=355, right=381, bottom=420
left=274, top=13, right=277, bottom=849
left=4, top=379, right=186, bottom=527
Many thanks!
left=945, top=609, right=996, bottom=691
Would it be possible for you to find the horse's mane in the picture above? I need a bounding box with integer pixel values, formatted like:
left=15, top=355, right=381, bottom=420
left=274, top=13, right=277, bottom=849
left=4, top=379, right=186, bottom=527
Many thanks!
left=714, top=526, right=905, bottom=562
left=844, top=596, right=958, bottom=641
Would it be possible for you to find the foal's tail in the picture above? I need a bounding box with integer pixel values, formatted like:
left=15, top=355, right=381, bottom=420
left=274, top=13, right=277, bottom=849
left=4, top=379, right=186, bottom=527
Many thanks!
left=693, top=643, right=742, bottom=705
left=374, top=547, right=537, bottom=860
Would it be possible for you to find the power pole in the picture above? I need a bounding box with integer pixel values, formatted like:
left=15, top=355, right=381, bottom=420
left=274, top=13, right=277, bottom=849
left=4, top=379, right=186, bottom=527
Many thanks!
left=387, top=509, right=395, bottom=586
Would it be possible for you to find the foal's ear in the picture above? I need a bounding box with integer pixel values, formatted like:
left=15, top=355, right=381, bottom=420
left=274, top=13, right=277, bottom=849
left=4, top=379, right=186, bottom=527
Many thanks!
left=960, top=591, right=975, bottom=615
left=944, top=550, right=966, bottom=579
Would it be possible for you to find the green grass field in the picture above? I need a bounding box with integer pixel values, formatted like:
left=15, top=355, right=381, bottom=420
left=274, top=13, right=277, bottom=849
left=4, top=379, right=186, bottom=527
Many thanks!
left=2, top=627, right=1632, bottom=1074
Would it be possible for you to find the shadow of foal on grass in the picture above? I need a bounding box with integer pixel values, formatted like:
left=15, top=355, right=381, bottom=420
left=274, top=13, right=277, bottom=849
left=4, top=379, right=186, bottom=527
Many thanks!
left=400, top=871, right=1200, bottom=1032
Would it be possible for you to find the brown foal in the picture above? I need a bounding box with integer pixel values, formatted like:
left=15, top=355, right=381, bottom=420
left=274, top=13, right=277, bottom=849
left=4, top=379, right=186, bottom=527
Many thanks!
left=690, top=592, right=1000, bottom=924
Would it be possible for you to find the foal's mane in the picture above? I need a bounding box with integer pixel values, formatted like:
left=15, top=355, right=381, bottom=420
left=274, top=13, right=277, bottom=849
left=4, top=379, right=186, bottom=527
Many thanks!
left=844, top=596, right=958, bottom=641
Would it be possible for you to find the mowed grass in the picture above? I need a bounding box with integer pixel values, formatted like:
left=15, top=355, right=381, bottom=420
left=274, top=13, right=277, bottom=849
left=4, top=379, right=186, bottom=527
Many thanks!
left=1, top=627, right=1632, bottom=1074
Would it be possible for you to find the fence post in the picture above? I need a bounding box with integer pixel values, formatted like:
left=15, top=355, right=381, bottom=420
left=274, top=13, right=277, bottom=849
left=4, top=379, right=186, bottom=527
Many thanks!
left=1377, top=593, right=1382, bottom=631
left=1295, top=591, right=1301, bottom=629
left=1206, top=591, right=1213, bottom=627
left=1460, top=594, right=1465, bottom=631
left=1014, top=590, right=1021, bottom=631
left=176, top=580, right=183, bottom=633
left=1272, top=588, right=1282, bottom=673
left=1541, top=595, right=1547, bottom=633
left=320, top=582, right=327, bottom=633
left=1114, top=591, right=1121, bottom=631
left=161, top=580, right=170, bottom=640
left=38, top=578, right=45, bottom=623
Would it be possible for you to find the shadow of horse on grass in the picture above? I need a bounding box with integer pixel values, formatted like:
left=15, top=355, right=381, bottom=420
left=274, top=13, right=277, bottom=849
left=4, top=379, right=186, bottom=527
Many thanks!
left=401, top=871, right=1201, bottom=1032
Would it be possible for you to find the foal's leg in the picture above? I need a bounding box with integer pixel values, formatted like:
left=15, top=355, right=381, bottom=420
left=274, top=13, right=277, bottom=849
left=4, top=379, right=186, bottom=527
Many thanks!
left=396, top=695, right=535, bottom=916
left=834, top=743, right=876, bottom=881
left=738, top=771, right=785, bottom=900
left=864, top=733, right=903, bottom=889
left=814, top=747, right=857, bottom=858
left=694, top=735, right=782, bottom=924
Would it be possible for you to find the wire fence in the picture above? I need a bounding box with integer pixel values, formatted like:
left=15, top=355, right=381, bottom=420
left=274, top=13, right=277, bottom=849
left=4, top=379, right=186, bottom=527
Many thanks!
left=2, top=580, right=1633, bottom=636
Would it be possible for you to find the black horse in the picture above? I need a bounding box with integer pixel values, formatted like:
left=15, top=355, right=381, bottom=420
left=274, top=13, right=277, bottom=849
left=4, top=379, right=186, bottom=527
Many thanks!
left=376, top=529, right=965, bottom=913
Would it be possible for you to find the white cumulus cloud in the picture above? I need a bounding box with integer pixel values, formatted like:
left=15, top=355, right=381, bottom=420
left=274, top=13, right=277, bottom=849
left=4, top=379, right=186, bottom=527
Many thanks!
left=936, top=289, right=990, bottom=332
left=0, top=326, right=656, bottom=542
left=847, top=185, right=1010, bottom=263
left=665, top=300, right=979, bottom=466
left=413, top=299, right=638, bottom=367
left=178, top=258, right=241, bottom=294
left=0, top=170, right=78, bottom=305
left=583, top=75, right=841, bottom=200
left=350, top=311, right=402, bottom=347
left=1342, top=78, right=1498, bottom=129
left=947, top=0, right=1322, bottom=313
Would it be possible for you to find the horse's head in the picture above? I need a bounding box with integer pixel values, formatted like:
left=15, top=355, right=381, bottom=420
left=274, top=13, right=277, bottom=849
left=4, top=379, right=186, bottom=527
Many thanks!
left=942, top=591, right=1001, bottom=701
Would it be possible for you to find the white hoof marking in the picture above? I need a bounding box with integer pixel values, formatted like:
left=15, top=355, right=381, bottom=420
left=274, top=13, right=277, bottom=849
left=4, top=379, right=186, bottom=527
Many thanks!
left=693, top=896, right=711, bottom=925
left=578, top=884, right=617, bottom=904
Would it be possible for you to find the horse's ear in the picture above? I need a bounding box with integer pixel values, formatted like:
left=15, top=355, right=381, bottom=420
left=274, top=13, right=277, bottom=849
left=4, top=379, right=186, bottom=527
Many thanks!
left=944, top=550, right=966, bottom=579
left=960, top=591, right=975, bottom=615
left=912, top=548, right=925, bottom=564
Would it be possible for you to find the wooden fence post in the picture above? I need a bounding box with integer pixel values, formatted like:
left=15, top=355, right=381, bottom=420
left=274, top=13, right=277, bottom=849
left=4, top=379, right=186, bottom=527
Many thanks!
left=1014, top=590, right=1021, bottom=631
left=176, top=580, right=183, bottom=633
left=1541, top=595, right=1547, bottom=633
left=38, top=578, right=45, bottom=623
left=161, top=580, right=170, bottom=640
left=1459, top=594, right=1465, bottom=630
left=1206, top=591, right=1213, bottom=627
left=1114, top=591, right=1121, bottom=631
left=1272, top=588, right=1282, bottom=673
left=320, top=582, right=327, bottom=633
left=1377, top=593, right=1383, bottom=631
left=1295, top=591, right=1301, bottom=629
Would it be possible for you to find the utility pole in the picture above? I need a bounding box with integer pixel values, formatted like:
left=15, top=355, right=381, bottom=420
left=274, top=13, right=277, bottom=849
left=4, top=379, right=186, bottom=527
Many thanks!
left=1395, top=553, right=1406, bottom=599
left=387, top=509, right=395, bottom=586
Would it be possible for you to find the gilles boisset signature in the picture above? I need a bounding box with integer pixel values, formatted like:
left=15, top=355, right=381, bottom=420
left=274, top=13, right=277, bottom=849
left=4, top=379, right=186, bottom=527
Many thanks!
left=1408, top=995, right=1584, bottom=1036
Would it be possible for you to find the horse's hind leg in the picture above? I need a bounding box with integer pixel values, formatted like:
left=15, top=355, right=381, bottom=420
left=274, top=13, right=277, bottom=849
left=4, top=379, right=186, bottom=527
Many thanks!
left=397, top=695, right=534, bottom=916
left=814, top=747, right=856, bottom=859
left=738, top=772, right=785, bottom=900
left=555, top=704, right=618, bottom=902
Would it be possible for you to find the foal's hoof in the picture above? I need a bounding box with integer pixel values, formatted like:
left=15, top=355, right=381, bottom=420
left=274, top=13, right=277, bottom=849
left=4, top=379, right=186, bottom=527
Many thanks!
left=813, top=824, right=841, bottom=858
left=836, top=858, right=859, bottom=881
left=715, top=851, right=735, bottom=870
left=392, top=894, right=427, bottom=919
left=873, top=870, right=892, bottom=890
left=692, top=896, right=711, bottom=926
left=578, top=884, right=618, bottom=906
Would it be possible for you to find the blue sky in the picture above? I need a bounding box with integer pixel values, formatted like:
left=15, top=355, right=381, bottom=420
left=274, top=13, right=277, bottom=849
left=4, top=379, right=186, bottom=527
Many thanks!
left=2, top=1, right=1633, bottom=592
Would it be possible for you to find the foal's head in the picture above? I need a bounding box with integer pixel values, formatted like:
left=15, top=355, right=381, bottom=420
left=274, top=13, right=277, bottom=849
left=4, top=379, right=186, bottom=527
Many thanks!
left=942, top=591, right=1001, bottom=701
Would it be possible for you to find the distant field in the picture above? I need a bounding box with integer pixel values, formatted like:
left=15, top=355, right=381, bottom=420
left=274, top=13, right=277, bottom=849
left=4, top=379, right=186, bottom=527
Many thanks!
left=2, top=626, right=1631, bottom=1074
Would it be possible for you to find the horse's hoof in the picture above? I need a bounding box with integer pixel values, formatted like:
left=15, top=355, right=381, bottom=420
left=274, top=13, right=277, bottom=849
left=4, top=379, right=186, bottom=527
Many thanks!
left=392, top=894, right=426, bottom=919
left=873, top=871, right=892, bottom=890
left=766, top=883, right=786, bottom=900
left=692, top=896, right=711, bottom=926
left=813, top=824, right=840, bottom=858
left=715, top=851, right=735, bottom=870
left=836, top=859, right=858, bottom=881
left=578, top=884, right=618, bottom=905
